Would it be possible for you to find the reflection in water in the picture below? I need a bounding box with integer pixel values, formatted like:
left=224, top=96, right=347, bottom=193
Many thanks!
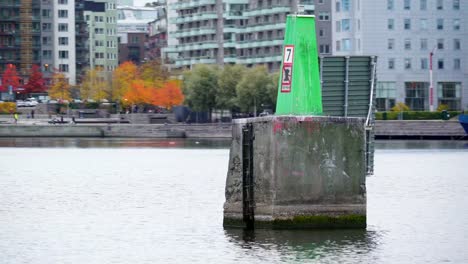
left=224, top=228, right=379, bottom=263
left=0, top=137, right=231, bottom=149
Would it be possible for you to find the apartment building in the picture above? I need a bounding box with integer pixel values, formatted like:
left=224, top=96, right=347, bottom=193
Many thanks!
left=84, top=0, right=118, bottom=79
left=333, top=0, right=468, bottom=111
left=164, top=0, right=330, bottom=71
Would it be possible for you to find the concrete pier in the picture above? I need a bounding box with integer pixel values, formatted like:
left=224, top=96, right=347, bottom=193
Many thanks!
left=223, top=115, right=367, bottom=229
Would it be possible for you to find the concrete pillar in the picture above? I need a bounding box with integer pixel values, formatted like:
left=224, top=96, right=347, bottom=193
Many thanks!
left=223, top=115, right=367, bottom=229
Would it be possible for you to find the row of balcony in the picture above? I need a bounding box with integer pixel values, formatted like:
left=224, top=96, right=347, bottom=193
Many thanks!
left=172, top=0, right=216, bottom=10
left=173, top=53, right=282, bottom=66
left=165, top=37, right=284, bottom=53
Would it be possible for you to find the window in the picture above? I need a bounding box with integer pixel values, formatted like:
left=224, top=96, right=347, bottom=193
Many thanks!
left=58, top=0, right=67, bottom=4
left=388, top=0, right=394, bottom=10
left=42, top=50, right=52, bottom=59
left=59, top=64, right=69, bottom=72
left=453, top=0, right=460, bottom=9
left=42, top=36, right=51, bottom=45
left=421, top=58, right=428, bottom=69
left=58, top=10, right=68, bottom=18
left=376, top=82, right=396, bottom=111
left=42, top=9, right=50, bottom=18
left=438, top=59, right=444, bottom=69
left=318, top=12, right=330, bottom=21
left=336, top=40, right=341, bottom=51
left=437, top=18, right=444, bottom=30
left=59, top=37, right=68, bottom=45
left=438, top=82, right=461, bottom=110
left=388, top=58, right=395, bottom=69
left=437, top=0, right=443, bottom=9
left=335, top=1, right=340, bottom=11
left=404, top=18, right=411, bottom=30
left=405, top=82, right=428, bottom=111
left=336, top=21, right=341, bottom=32
left=453, top=19, right=460, bottom=30
left=404, top=39, right=411, bottom=50
left=388, top=39, right=395, bottom=50
left=420, top=39, right=428, bottom=50
left=388, top=19, right=394, bottom=30
left=405, top=58, right=412, bottom=69
left=58, top=23, right=68, bottom=32
left=404, top=0, right=411, bottom=10
left=342, top=39, right=351, bottom=51
left=342, top=0, right=350, bottom=11
left=95, top=40, right=103, bottom=46
left=59, top=50, right=68, bottom=59
left=42, top=23, right=51, bottom=31
left=454, top=59, right=460, bottom=70
left=437, top=39, right=444, bottom=49
left=342, top=19, right=350, bottom=31
left=454, top=39, right=460, bottom=50
left=95, top=28, right=104, bottom=34
left=420, top=19, right=427, bottom=30
left=420, top=0, right=427, bottom=9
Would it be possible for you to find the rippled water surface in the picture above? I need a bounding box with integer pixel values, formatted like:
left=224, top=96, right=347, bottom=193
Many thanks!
left=1, top=139, right=467, bottom=263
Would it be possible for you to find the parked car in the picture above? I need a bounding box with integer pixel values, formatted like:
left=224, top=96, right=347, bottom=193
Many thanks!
left=47, top=99, right=58, bottom=104
left=16, top=100, right=26, bottom=107
left=24, top=98, right=38, bottom=107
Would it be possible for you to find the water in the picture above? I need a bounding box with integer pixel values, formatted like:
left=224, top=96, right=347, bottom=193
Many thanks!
left=0, top=138, right=467, bottom=263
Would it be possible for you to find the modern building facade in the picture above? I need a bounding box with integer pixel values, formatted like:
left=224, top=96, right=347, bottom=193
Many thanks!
left=164, top=0, right=330, bottom=71
left=84, top=0, right=118, bottom=79
left=332, top=0, right=468, bottom=111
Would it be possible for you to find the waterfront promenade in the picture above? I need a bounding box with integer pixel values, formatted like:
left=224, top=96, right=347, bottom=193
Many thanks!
left=0, top=116, right=466, bottom=139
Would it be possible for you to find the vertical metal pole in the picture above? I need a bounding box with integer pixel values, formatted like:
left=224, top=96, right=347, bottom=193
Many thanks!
left=344, top=56, right=350, bottom=117
left=429, top=50, right=434, bottom=111
left=242, top=123, right=254, bottom=229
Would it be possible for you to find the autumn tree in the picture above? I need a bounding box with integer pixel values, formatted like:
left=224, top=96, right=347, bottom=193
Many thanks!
left=1, top=64, right=20, bottom=93
left=25, top=64, right=46, bottom=94
left=123, top=80, right=153, bottom=106
left=216, top=64, right=246, bottom=111
left=236, top=66, right=274, bottom=115
left=111, top=61, right=139, bottom=102
left=80, top=68, right=108, bottom=101
left=152, top=80, right=184, bottom=109
left=182, top=64, right=219, bottom=117
left=140, top=59, right=169, bottom=88
left=48, top=71, right=72, bottom=101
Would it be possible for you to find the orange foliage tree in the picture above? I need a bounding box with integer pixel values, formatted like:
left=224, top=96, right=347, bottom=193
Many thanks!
left=1, top=64, right=20, bottom=93
left=123, top=80, right=153, bottom=106
left=111, top=61, right=139, bottom=102
left=152, top=80, right=184, bottom=109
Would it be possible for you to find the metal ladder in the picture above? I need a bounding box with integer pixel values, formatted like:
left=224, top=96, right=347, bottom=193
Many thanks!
left=242, top=123, right=255, bottom=229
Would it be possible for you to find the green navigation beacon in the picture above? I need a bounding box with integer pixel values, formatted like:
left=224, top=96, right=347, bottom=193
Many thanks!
left=275, top=15, right=323, bottom=115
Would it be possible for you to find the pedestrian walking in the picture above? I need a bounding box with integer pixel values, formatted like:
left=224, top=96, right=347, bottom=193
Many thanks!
left=31, top=109, right=35, bottom=119
left=13, top=113, right=18, bottom=124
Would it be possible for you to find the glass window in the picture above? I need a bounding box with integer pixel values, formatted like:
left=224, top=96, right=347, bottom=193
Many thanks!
left=42, top=23, right=51, bottom=31
left=42, top=50, right=52, bottom=59
left=342, top=19, right=350, bottom=31
left=388, top=19, right=394, bottom=30
left=421, top=58, right=428, bottom=69
left=388, top=39, right=395, bottom=50
left=342, top=39, right=351, bottom=51
left=453, top=19, right=460, bottom=30
left=58, top=0, right=67, bottom=4
left=388, top=0, right=394, bottom=10
left=336, top=1, right=340, bottom=11
left=420, top=0, right=427, bottom=10
left=342, top=0, right=350, bottom=11
left=420, top=39, right=428, bottom=50
left=404, top=39, right=411, bottom=50
left=438, top=82, right=461, bottom=110
left=437, top=0, right=443, bottom=9
left=404, top=18, right=411, bottom=29
left=404, top=0, right=411, bottom=9
left=58, top=23, right=68, bottom=32
left=420, top=19, right=427, bottom=30
left=437, top=39, right=444, bottom=49
left=454, top=59, right=460, bottom=70
left=42, top=9, right=50, bottom=18
left=59, top=64, right=69, bottom=72
left=438, top=59, right=444, bottom=69
left=437, top=18, right=444, bottom=30
left=376, top=82, right=396, bottom=111
left=59, top=50, right=68, bottom=59
left=388, top=58, right=395, bottom=69
left=405, top=58, right=412, bottom=69
left=59, top=37, right=68, bottom=45
left=453, top=0, right=460, bottom=9
left=454, top=39, right=460, bottom=50
left=336, top=40, right=341, bottom=51
left=318, top=12, right=330, bottom=21
left=336, top=21, right=341, bottom=32
left=58, top=10, right=67, bottom=18
left=405, top=82, right=428, bottom=111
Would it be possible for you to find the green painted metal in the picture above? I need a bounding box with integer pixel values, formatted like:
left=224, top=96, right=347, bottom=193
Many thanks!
left=275, top=15, right=323, bottom=115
